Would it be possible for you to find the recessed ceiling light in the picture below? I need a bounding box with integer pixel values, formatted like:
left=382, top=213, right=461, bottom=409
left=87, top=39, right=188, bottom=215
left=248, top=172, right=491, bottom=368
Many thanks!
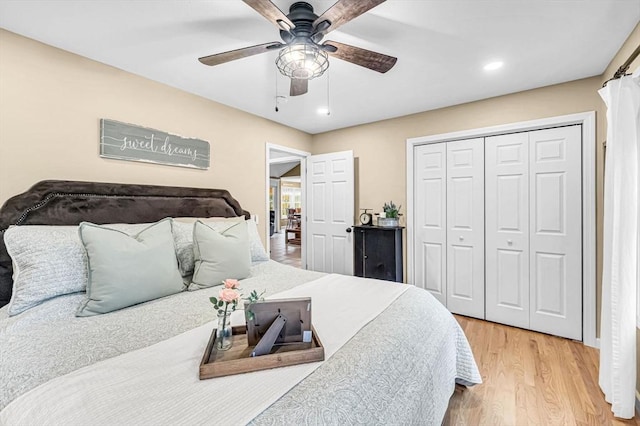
left=317, top=107, right=330, bottom=115
left=484, top=61, right=504, bottom=71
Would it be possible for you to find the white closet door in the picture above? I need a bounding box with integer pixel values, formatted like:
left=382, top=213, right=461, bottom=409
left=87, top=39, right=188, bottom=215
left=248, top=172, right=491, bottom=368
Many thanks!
left=446, top=138, right=485, bottom=318
left=414, top=143, right=447, bottom=305
left=529, top=126, right=582, bottom=340
left=485, top=133, right=530, bottom=328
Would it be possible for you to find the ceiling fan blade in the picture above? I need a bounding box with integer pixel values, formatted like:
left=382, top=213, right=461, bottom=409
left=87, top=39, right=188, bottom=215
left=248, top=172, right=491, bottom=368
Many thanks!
left=313, top=0, right=386, bottom=36
left=323, top=41, right=396, bottom=73
left=198, top=42, right=282, bottom=66
left=243, top=0, right=295, bottom=31
left=290, top=79, right=308, bottom=96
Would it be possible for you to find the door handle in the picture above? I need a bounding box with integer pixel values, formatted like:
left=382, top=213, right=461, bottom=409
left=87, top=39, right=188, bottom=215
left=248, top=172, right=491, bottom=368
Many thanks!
left=507, top=240, right=513, bottom=245
left=346, top=228, right=352, bottom=233
left=459, top=236, right=464, bottom=241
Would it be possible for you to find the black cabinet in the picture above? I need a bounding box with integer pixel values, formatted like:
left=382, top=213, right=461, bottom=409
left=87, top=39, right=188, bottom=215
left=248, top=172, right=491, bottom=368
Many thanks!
left=354, top=225, right=404, bottom=283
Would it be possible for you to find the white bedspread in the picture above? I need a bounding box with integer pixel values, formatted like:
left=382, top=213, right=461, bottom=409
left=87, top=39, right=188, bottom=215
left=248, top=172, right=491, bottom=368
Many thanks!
left=1, top=274, right=408, bottom=426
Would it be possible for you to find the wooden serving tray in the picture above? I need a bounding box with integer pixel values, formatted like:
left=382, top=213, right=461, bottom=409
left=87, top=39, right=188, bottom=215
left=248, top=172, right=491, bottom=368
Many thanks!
left=199, top=325, right=325, bottom=379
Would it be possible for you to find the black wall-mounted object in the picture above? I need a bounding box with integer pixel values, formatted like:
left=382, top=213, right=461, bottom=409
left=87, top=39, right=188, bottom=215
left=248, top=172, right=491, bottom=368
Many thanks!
left=353, top=225, right=404, bottom=283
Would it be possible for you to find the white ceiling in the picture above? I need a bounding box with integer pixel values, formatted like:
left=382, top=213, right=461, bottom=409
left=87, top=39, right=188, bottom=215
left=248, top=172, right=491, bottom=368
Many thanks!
left=0, top=1, right=638, bottom=134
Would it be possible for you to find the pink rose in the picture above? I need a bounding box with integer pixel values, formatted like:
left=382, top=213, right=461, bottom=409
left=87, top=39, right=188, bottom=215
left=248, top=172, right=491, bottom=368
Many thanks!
left=219, top=288, right=240, bottom=303
left=223, top=279, right=239, bottom=289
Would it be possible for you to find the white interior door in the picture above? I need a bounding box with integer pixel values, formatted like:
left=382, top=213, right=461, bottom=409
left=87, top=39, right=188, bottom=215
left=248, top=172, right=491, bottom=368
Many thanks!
left=529, top=126, right=582, bottom=340
left=413, top=143, right=447, bottom=304
left=446, top=138, right=485, bottom=319
left=485, top=132, right=530, bottom=328
left=305, top=150, right=354, bottom=275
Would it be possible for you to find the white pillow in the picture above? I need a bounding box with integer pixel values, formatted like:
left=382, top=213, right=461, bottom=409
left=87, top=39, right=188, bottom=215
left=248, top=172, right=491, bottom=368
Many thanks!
left=246, top=219, right=269, bottom=262
left=4, top=223, right=153, bottom=316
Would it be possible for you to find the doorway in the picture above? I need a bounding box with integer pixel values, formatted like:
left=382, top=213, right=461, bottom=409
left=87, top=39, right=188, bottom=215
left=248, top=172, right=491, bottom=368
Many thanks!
left=265, top=145, right=356, bottom=275
left=265, top=143, right=310, bottom=269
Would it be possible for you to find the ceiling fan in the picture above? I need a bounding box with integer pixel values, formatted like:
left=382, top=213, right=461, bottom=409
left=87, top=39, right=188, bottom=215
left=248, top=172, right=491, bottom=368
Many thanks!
left=198, top=0, right=397, bottom=96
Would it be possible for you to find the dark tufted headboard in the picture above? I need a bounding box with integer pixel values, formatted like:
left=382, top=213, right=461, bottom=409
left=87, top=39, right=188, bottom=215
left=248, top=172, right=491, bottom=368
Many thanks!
left=0, top=180, right=251, bottom=308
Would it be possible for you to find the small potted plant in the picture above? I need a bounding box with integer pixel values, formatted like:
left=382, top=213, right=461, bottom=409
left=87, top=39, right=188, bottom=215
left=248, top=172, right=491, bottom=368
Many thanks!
left=378, top=201, right=401, bottom=227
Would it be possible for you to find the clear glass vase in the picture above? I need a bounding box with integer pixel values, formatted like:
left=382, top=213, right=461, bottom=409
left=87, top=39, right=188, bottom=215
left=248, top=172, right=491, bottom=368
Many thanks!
left=217, top=312, right=232, bottom=351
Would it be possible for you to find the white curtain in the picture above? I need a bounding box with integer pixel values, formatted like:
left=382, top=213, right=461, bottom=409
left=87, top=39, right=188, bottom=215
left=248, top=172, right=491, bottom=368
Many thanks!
left=599, top=69, right=640, bottom=419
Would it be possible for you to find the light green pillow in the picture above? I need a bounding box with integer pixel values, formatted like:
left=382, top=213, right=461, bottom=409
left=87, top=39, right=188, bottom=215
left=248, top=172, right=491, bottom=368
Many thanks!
left=76, top=218, right=184, bottom=317
left=191, top=220, right=251, bottom=290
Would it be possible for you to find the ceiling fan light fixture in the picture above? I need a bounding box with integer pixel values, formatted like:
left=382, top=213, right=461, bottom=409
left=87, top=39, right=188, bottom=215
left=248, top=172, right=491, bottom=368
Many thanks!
left=276, top=43, right=329, bottom=80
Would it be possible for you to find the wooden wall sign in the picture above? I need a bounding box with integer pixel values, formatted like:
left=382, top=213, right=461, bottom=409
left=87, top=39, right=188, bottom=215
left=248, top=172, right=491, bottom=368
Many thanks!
left=100, top=119, right=210, bottom=169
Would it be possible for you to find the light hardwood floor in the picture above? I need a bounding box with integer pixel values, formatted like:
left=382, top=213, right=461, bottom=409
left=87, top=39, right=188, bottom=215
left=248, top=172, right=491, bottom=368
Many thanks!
left=444, top=316, right=640, bottom=425
left=268, top=235, right=635, bottom=424
left=269, top=230, right=302, bottom=268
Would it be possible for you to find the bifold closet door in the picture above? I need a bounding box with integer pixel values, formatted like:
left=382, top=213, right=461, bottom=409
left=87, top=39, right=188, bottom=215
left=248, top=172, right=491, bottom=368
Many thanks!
left=414, top=143, right=447, bottom=305
left=485, top=133, right=530, bottom=328
left=446, top=139, right=485, bottom=319
left=485, top=126, right=582, bottom=340
left=529, top=126, right=582, bottom=340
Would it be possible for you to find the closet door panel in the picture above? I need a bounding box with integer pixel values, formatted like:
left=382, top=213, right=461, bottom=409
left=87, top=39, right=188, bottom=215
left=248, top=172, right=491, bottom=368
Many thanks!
left=485, top=133, right=530, bottom=328
left=414, top=143, right=447, bottom=305
left=529, top=126, right=582, bottom=340
left=446, top=138, right=484, bottom=319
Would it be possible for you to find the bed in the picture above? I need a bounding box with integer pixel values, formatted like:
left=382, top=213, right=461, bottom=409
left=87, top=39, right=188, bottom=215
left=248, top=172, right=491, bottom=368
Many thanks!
left=0, top=180, right=481, bottom=425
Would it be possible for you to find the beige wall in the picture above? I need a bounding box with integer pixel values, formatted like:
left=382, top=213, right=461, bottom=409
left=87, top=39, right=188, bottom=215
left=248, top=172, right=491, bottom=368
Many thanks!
left=0, top=29, right=312, bottom=245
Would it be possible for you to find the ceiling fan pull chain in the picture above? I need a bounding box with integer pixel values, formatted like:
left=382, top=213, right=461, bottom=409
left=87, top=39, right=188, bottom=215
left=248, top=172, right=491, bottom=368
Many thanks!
left=326, top=68, right=331, bottom=116
left=275, top=67, right=279, bottom=112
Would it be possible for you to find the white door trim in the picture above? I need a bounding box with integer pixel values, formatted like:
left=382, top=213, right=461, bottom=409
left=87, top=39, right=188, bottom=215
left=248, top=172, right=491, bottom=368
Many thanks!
left=265, top=143, right=311, bottom=267
left=269, top=155, right=306, bottom=165
left=406, top=111, right=597, bottom=347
